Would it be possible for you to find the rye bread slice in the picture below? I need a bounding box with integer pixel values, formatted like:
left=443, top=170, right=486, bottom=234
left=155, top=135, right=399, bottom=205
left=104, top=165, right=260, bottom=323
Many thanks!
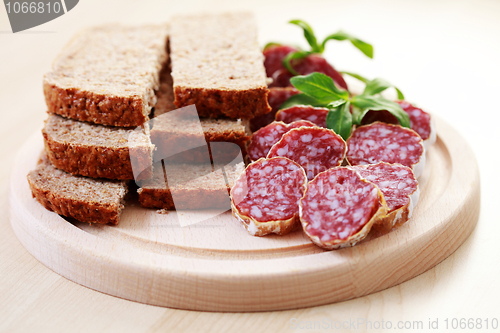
left=43, top=114, right=154, bottom=180
left=27, top=154, right=128, bottom=225
left=138, top=161, right=244, bottom=210
left=169, top=12, right=271, bottom=119
left=43, top=24, right=169, bottom=127
left=151, top=63, right=251, bottom=163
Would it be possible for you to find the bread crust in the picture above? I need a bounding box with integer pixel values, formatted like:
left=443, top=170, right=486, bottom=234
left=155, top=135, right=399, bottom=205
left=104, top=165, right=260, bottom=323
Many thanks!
left=137, top=186, right=230, bottom=210
left=44, top=81, right=149, bottom=127
left=42, top=116, right=153, bottom=180
left=174, top=86, right=271, bottom=119
left=27, top=156, right=128, bottom=225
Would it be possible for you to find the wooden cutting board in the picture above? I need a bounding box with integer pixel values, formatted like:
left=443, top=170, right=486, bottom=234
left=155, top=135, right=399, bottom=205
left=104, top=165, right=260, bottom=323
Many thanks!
left=9, top=115, right=480, bottom=312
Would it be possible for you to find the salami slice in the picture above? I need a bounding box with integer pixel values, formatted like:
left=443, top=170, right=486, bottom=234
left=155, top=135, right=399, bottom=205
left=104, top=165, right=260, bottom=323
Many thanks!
left=349, top=162, right=420, bottom=230
left=275, top=105, right=329, bottom=128
left=299, top=167, right=387, bottom=249
left=230, top=157, right=308, bottom=236
left=359, top=101, right=436, bottom=150
left=397, top=101, right=436, bottom=150
left=248, top=120, right=317, bottom=162
left=263, top=45, right=348, bottom=89
left=250, top=87, right=300, bottom=132
left=346, top=122, right=425, bottom=178
left=267, top=127, right=346, bottom=180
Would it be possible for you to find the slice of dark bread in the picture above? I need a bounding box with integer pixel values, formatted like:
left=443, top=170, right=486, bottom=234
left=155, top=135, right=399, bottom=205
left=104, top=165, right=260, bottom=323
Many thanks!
left=27, top=154, right=128, bottom=225
left=151, top=63, right=251, bottom=163
left=138, top=161, right=244, bottom=210
left=169, top=12, right=271, bottom=119
left=43, top=114, right=154, bottom=180
left=43, top=24, right=169, bottom=127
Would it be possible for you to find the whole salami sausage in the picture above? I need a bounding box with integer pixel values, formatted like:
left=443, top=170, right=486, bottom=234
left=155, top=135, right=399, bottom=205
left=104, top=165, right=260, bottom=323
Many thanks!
left=348, top=162, right=420, bottom=230
left=267, top=127, right=346, bottom=180
left=248, top=120, right=317, bottom=162
left=346, top=122, right=425, bottom=178
left=263, top=45, right=348, bottom=90
left=230, top=157, right=308, bottom=236
left=275, top=105, right=329, bottom=128
left=250, top=87, right=300, bottom=132
left=299, top=167, right=387, bottom=250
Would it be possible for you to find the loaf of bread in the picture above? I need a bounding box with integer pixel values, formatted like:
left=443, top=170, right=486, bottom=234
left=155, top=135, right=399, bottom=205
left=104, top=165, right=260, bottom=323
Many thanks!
left=43, top=24, right=169, bottom=127
left=138, top=161, right=244, bottom=210
left=27, top=154, right=128, bottom=225
left=169, top=12, right=271, bottom=119
left=43, top=114, right=154, bottom=180
left=151, top=65, right=251, bottom=163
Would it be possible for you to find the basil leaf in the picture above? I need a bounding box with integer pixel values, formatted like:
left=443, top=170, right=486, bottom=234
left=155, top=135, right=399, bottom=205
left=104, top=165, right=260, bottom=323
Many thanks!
left=263, top=42, right=281, bottom=51
left=282, top=50, right=310, bottom=76
left=340, top=71, right=369, bottom=83
left=363, top=77, right=405, bottom=100
left=289, top=20, right=321, bottom=53
left=290, top=73, right=349, bottom=104
left=321, top=31, right=374, bottom=58
left=351, top=95, right=410, bottom=128
left=326, top=101, right=352, bottom=140
left=279, top=93, right=326, bottom=110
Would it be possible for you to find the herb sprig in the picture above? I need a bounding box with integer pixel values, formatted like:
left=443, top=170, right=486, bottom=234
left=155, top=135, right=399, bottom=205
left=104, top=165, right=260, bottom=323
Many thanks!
left=280, top=72, right=410, bottom=140
left=279, top=20, right=374, bottom=75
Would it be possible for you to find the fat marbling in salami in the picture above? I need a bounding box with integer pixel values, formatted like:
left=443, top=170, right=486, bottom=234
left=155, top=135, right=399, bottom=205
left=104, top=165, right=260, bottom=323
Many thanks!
left=397, top=101, right=436, bottom=150
left=267, top=127, right=346, bottom=180
left=346, top=122, right=425, bottom=178
left=248, top=120, right=317, bottom=162
left=349, top=162, right=420, bottom=230
left=299, top=167, right=387, bottom=249
left=230, top=157, right=307, bottom=236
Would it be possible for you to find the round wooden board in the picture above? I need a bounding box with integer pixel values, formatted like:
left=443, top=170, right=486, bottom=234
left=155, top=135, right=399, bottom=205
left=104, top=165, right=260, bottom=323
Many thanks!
left=9, top=116, right=480, bottom=312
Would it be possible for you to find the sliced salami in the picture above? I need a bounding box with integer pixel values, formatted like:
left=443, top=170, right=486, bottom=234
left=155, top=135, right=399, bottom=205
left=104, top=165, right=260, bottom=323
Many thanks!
left=275, top=105, right=329, bottom=128
left=250, top=87, right=300, bottom=132
left=346, top=122, right=425, bottom=178
left=230, top=157, right=308, bottom=236
left=248, top=120, right=317, bottom=162
left=397, top=101, right=436, bottom=150
left=349, top=162, right=420, bottom=230
left=359, top=101, right=436, bottom=150
left=299, top=167, right=387, bottom=250
left=263, top=45, right=348, bottom=89
left=267, top=127, right=346, bottom=180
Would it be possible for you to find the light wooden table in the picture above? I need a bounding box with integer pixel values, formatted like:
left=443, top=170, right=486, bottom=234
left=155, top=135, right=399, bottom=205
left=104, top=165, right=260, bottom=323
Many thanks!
left=1, top=0, right=499, bottom=332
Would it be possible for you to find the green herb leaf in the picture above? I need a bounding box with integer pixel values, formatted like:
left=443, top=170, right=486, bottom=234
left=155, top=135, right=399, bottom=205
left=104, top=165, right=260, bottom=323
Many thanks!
left=321, top=31, right=373, bottom=58
left=340, top=71, right=370, bottom=83
left=351, top=95, right=410, bottom=127
left=290, top=73, right=349, bottom=105
left=279, top=93, right=326, bottom=110
left=263, top=42, right=282, bottom=51
left=289, top=20, right=322, bottom=53
left=363, top=77, right=405, bottom=100
left=326, top=101, right=352, bottom=140
left=282, top=50, right=310, bottom=75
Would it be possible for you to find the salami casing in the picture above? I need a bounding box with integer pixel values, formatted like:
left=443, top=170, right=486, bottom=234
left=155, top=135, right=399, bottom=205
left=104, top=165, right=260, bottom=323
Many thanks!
left=299, top=167, right=387, bottom=249
left=230, top=157, right=308, bottom=236
left=349, top=162, right=420, bottom=230
left=346, top=122, right=425, bottom=178
left=248, top=120, right=317, bottom=162
left=275, top=105, right=329, bottom=128
left=267, top=127, right=346, bottom=180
